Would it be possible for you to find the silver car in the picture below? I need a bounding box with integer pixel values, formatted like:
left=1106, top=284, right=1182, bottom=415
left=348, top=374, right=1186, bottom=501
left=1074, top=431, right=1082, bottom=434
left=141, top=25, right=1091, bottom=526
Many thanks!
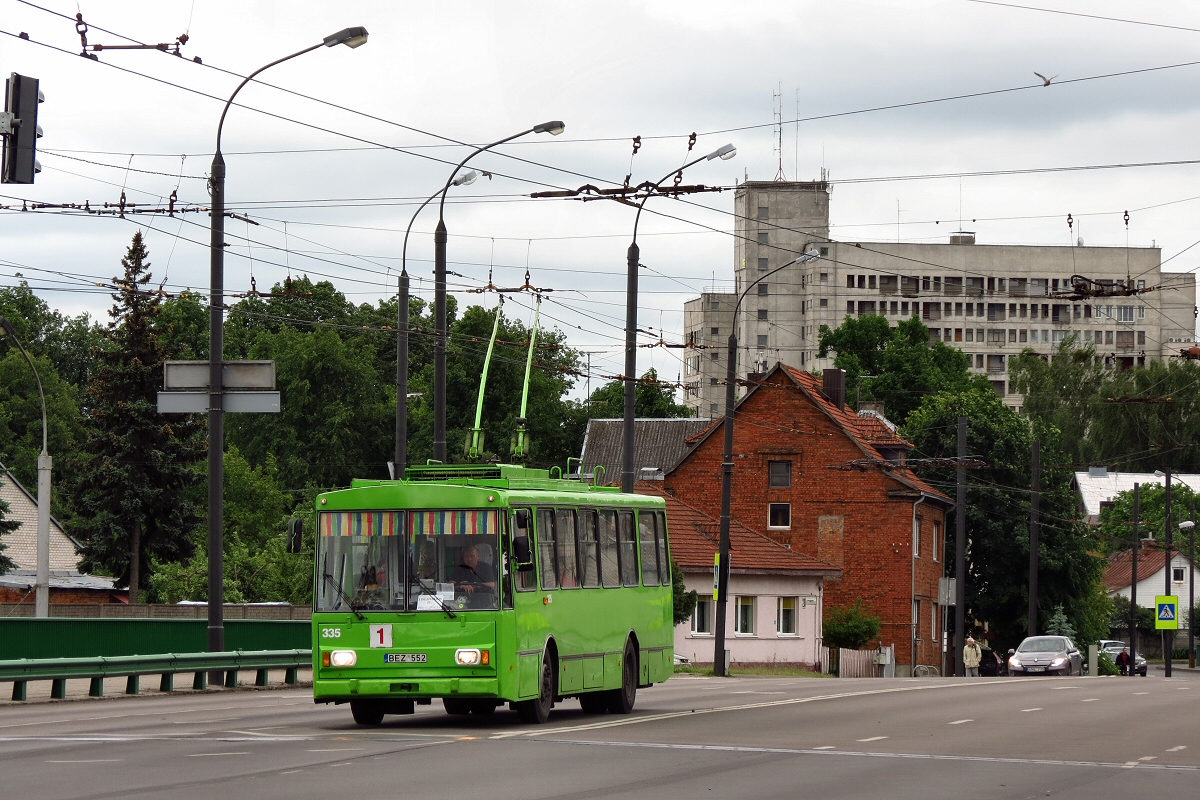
left=1007, top=636, right=1084, bottom=676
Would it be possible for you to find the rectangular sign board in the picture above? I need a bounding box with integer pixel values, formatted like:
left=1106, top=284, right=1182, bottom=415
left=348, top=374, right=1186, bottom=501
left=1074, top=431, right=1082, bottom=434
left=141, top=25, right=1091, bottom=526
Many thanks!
left=1156, top=595, right=1179, bottom=630
left=164, top=360, right=276, bottom=390
left=157, top=390, right=280, bottom=414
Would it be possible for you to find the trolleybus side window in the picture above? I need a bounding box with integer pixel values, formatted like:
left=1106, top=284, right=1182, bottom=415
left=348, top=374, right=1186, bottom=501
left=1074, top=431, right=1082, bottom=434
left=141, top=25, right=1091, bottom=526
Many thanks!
left=537, top=508, right=559, bottom=590
left=617, top=510, right=639, bottom=587
left=555, top=508, right=579, bottom=588
left=655, top=510, right=671, bottom=586
left=599, top=509, right=621, bottom=588
left=639, top=511, right=662, bottom=587
left=513, top=508, right=538, bottom=592
left=577, top=509, right=601, bottom=588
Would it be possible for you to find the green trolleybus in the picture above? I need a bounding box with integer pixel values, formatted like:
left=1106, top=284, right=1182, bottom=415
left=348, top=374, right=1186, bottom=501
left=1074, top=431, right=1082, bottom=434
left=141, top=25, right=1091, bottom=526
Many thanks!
left=311, top=463, right=674, bottom=725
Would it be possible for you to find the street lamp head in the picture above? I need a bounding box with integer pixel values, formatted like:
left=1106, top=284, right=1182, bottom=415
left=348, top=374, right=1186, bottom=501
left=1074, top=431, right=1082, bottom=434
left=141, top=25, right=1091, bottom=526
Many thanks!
left=706, top=143, right=737, bottom=161
left=452, top=169, right=479, bottom=187
left=786, top=249, right=822, bottom=267
left=532, top=120, right=566, bottom=136
left=323, top=26, right=369, bottom=48
left=0, top=317, right=15, bottom=337
left=1180, top=520, right=1196, bottom=532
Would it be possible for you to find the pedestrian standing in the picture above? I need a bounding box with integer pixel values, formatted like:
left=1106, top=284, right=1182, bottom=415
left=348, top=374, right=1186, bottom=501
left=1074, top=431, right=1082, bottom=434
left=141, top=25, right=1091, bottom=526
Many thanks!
left=963, top=636, right=982, bottom=677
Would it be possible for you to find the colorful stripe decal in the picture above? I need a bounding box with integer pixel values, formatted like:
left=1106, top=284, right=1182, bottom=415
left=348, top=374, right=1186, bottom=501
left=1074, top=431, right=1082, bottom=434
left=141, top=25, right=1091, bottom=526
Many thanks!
left=319, top=512, right=402, bottom=537
left=408, top=510, right=497, bottom=537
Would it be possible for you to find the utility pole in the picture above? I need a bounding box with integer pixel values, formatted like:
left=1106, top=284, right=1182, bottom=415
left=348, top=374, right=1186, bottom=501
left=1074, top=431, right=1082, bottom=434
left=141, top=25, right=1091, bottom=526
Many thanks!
left=1190, top=502, right=1196, bottom=669
left=1166, top=466, right=1173, bottom=678
left=1131, top=484, right=1139, bottom=662
left=954, top=415, right=966, bottom=677
left=1028, top=440, right=1040, bottom=637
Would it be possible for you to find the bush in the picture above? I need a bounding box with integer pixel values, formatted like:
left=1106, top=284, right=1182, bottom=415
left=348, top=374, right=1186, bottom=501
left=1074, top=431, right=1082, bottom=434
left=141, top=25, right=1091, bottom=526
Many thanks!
left=823, top=599, right=882, bottom=650
left=1096, top=651, right=1119, bottom=676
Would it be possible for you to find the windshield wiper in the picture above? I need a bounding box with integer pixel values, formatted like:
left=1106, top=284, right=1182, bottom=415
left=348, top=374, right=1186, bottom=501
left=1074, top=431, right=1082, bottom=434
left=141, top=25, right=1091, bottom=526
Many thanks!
left=322, top=573, right=366, bottom=621
left=411, top=580, right=456, bottom=619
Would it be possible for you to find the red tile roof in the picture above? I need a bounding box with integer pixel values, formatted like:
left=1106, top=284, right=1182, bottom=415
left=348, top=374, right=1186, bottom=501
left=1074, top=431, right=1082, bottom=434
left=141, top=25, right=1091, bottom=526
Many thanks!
left=637, top=482, right=840, bottom=576
left=1104, top=547, right=1184, bottom=592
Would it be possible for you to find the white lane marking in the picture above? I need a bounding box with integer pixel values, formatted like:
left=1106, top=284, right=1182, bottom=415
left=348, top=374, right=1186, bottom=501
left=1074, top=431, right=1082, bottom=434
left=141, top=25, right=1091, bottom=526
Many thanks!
left=1168, top=746, right=1187, bottom=752
left=731, top=691, right=786, bottom=695
left=1021, top=708, right=1042, bottom=712
left=1134, top=692, right=1149, bottom=695
left=813, top=746, right=835, bottom=750
left=45, top=759, right=123, bottom=763
left=187, top=752, right=250, bottom=757
left=1140, top=756, right=1158, bottom=761
left=948, top=719, right=973, bottom=725
left=0, top=699, right=305, bottom=730
left=1051, top=686, right=1079, bottom=690
left=1081, top=699, right=1099, bottom=702
left=305, top=748, right=364, bottom=753
left=491, top=678, right=1015, bottom=739
left=280, top=770, right=302, bottom=775
left=857, top=736, right=888, bottom=742
left=545, top=739, right=1200, bottom=772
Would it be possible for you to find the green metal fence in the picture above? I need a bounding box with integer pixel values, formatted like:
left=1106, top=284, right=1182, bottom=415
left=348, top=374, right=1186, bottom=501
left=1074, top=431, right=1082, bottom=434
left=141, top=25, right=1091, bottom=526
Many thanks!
left=0, top=618, right=310, bottom=660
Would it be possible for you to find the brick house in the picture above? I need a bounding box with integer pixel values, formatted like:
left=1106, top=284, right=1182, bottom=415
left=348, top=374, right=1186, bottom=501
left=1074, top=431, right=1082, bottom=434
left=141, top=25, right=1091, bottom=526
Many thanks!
left=665, top=364, right=953, bottom=675
left=637, top=481, right=840, bottom=668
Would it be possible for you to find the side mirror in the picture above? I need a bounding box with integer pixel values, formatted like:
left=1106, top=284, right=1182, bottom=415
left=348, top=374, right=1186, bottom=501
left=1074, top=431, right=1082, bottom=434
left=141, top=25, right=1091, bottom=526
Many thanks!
left=512, top=535, right=534, bottom=571
left=286, top=518, right=304, bottom=554
left=1007, top=649, right=1015, bottom=656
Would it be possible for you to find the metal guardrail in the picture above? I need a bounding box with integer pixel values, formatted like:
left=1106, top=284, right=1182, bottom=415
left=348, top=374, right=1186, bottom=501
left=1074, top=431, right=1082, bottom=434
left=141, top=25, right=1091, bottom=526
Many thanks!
left=0, top=649, right=311, bottom=701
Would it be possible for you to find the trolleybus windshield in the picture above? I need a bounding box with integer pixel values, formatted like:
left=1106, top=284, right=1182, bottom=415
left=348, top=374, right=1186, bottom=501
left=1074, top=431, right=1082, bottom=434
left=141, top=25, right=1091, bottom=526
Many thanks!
left=316, top=509, right=503, bottom=612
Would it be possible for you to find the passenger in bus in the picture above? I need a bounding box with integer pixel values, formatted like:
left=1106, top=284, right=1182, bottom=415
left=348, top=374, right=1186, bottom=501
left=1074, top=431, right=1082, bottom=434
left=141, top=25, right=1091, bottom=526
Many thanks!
left=453, top=544, right=496, bottom=600
left=416, top=540, right=438, bottom=581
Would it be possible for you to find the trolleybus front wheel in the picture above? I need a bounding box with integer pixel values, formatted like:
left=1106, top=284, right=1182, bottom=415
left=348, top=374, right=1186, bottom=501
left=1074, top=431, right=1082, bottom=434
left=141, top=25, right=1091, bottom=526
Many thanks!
left=515, top=657, right=553, bottom=724
left=606, top=642, right=637, bottom=714
left=350, top=700, right=385, bottom=726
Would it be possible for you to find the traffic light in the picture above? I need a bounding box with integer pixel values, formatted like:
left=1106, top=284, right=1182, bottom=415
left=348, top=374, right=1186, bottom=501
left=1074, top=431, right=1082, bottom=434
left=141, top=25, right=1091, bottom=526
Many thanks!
left=286, top=518, right=304, bottom=554
left=2, top=73, right=43, bottom=184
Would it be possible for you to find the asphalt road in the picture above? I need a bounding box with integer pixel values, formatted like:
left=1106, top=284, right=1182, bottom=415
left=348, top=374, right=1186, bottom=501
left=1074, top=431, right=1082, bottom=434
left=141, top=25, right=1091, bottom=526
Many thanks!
left=2, top=671, right=1198, bottom=800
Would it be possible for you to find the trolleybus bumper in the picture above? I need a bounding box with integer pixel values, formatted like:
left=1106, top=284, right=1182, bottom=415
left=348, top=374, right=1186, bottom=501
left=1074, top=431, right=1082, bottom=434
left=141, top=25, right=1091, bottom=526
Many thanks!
left=314, top=676, right=501, bottom=703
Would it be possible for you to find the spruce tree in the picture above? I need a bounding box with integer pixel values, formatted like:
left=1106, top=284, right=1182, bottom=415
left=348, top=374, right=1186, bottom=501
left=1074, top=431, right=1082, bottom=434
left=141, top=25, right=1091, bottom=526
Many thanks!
left=66, top=232, right=204, bottom=601
left=0, top=493, right=19, bottom=574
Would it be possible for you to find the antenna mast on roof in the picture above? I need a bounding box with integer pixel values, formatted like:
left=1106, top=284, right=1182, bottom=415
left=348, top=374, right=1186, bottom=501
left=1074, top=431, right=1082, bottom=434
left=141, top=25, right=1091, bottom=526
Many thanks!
left=773, top=82, right=785, bottom=182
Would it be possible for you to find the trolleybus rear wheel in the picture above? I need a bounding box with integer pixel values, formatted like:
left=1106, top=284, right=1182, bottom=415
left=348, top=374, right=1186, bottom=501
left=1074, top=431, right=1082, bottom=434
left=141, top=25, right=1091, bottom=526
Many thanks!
left=578, top=692, right=608, bottom=714
left=350, top=700, right=385, bottom=726
left=606, top=642, right=637, bottom=714
left=516, top=656, right=553, bottom=724
left=442, top=698, right=472, bottom=716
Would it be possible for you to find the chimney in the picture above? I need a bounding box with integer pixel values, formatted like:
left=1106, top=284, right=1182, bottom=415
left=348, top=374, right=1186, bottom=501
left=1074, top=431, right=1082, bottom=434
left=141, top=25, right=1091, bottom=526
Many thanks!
left=822, top=368, right=846, bottom=411
left=949, top=231, right=975, bottom=245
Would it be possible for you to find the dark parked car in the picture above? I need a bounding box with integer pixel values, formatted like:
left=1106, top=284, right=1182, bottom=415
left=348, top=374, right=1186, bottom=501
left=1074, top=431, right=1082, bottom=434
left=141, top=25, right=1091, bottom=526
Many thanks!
left=1007, top=635, right=1084, bottom=676
left=978, top=645, right=1008, bottom=676
left=1099, top=640, right=1147, bottom=676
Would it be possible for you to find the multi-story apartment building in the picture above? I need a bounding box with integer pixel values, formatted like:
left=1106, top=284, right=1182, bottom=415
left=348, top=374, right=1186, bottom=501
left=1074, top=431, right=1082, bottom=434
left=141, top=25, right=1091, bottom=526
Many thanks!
left=683, top=181, right=1198, bottom=415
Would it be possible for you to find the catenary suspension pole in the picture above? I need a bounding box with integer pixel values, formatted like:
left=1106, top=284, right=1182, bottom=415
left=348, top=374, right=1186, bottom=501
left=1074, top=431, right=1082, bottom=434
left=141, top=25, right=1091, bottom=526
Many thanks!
left=954, top=415, right=966, bottom=677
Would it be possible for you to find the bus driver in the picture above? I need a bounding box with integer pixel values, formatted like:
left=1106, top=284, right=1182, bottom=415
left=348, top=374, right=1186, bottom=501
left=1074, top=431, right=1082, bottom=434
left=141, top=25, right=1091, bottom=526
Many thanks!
left=453, top=544, right=497, bottom=600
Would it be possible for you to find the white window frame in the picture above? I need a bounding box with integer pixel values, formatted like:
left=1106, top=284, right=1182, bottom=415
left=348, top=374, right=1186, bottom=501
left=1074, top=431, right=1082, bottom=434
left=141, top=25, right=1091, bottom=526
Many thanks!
left=913, top=515, right=922, bottom=558
left=691, top=596, right=713, bottom=636
left=932, top=521, right=941, bottom=562
left=777, top=596, right=798, bottom=637
left=768, top=502, right=792, bottom=530
left=735, top=596, right=757, bottom=636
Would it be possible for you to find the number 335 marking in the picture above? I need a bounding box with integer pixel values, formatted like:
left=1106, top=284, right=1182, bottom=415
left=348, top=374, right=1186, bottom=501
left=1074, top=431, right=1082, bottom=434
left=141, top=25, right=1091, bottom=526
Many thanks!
left=320, top=628, right=342, bottom=639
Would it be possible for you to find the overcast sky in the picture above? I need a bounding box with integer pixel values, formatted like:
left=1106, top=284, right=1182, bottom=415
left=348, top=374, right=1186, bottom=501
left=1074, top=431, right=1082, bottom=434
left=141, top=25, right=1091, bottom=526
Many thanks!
left=4, top=0, right=1200, bottom=393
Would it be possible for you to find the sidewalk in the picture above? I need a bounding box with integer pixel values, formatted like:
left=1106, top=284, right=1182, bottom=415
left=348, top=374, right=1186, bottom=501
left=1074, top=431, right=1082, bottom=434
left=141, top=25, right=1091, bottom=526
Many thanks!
left=0, top=667, right=313, bottom=705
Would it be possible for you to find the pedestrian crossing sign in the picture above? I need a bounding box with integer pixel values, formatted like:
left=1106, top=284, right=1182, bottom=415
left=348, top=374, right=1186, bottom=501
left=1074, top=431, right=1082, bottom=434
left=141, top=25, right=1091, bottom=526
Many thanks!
left=1156, top=595, right=1179, bottom=630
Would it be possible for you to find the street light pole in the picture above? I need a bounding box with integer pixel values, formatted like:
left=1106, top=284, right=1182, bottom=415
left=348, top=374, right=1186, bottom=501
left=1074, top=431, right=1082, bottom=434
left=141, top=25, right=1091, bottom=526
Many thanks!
left=1182, top=509, right=1195, bottom=668
left=397, top=170, right=478, bottom=473
left=430, top=122, right=565, bottom=463
left=207, top=26, right=367, bottom=657
left=620, top=143, right=736, bottom=493
left=712, top=248, right=820, bottom=676
left=0, top=318, right=50, bottom=617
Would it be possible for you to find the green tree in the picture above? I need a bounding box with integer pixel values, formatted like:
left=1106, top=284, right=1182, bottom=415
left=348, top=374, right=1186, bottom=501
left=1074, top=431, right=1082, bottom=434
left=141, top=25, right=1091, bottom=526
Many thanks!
left=1097, top=482, right=1200, bottom=555
left=586, top=368, right=693, bottom=419
left=823, top=599, right=882, bottom=649
left=149, top=447, right=312, bottom=605
left=1009, top=338, right=1106, bottom=468
left=671, top=559, right=698, bottom=625
left=1044, top=604, right=1076, bottom=638
left=0, top=281, right=104, bottom=394
left=0, top=493, right=19, bottom=574
left=818, top=315, right=984, bottom=422
left=902, top=386, right=1108, bottom=647
left=66, top=232, right=205, bottom=601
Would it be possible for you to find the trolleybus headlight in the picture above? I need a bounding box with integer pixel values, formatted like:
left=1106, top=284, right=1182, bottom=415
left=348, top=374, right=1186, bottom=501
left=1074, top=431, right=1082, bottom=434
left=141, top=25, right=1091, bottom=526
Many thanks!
left=455, top=648, right=482, bottom=666
left=329, top=650, right=357, bottom=668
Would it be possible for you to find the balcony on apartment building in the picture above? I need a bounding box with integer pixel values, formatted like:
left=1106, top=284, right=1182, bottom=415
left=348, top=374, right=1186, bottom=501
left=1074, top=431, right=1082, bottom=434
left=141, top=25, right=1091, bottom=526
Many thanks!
left=855, top=274, right=1061, bottom=299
